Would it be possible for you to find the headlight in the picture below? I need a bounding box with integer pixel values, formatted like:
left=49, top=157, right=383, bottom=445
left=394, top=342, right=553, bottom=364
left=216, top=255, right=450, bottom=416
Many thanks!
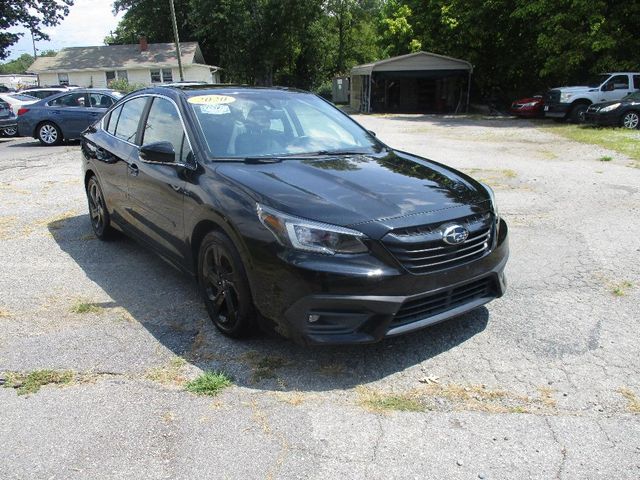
left=559, top=92, right=573, bottom=103
left=599, top=103, right=620, bottom=112
left=522, top=101, right=539, bottom=107
left=480, top=183, right=499, bottom=221
left=257, top=204, right=368, bottom=255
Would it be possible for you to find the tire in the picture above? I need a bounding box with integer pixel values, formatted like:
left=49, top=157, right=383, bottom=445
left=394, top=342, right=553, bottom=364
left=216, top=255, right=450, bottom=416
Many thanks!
left=570, top=103, right=588, bottom=124
left=198, top=230, right=255, bottom=338
left=621, top=111, right=640, bottom=129
left=86, top=176, right=115, bottom=240
left=2, top=126, right=17, bottom=137
left=37, top=121, right=62, bottom=146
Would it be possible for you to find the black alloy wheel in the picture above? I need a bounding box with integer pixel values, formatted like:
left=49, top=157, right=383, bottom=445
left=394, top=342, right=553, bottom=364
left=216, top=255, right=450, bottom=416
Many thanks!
left=86, top=176, right=113, bottom=239
left=198, top=231, right=255, bottom=338
left=570, top=104, right=588, bottom=124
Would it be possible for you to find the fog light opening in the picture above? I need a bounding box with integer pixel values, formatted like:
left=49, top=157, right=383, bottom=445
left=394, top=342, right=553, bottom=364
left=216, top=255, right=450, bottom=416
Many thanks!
left=308, top=314, right=321, bottom=323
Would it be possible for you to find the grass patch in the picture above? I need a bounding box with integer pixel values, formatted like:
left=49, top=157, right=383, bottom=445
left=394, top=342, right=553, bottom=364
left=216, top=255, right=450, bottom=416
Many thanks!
left=3, top=370, right=74, bottom=395
left=619, top=388, right=640, bottom=413
left=358, top=387, right=426, bottom=413
left=70, top=300, right=103, bottom=314
left=318, top=362, right=346, bottom=376
left=599, top=155, right=613, bottom=162
left=541, top=124, right=640, bottom=165
left=611, top=280, right=633, bottom=297
left=241, top=351, right=288, bottom=382
left=146, top=357, right=188, bottom=385
left=186, top=371, right=232, bottom=396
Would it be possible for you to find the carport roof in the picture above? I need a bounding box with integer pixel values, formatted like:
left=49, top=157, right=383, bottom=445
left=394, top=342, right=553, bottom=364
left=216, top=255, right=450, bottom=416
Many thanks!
left=351, top=51, right=473, bottom=76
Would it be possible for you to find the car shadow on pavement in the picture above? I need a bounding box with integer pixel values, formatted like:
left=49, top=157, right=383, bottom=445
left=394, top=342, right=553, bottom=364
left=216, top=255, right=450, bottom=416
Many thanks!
left=50, top=214, right=489, bottom=392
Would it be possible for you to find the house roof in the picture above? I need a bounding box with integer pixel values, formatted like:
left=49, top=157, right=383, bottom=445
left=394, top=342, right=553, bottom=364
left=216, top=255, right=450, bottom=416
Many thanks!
left=351, top=51, right=473, bottom=76
left=28, top=42, right=219, bottom=73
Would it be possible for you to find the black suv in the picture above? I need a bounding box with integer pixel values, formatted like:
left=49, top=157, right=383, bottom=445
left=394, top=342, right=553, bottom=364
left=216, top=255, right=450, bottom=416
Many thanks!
left=81, top=86, right=509, bottom=345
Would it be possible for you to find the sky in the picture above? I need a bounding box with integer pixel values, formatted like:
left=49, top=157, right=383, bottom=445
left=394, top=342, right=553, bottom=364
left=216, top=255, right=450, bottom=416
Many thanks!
left=6, top=0, right=124, bottom=60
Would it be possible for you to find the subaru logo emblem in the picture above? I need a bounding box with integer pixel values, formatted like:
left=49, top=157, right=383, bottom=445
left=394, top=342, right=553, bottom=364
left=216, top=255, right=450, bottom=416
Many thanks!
left=442, top=224, right=469, bottom=245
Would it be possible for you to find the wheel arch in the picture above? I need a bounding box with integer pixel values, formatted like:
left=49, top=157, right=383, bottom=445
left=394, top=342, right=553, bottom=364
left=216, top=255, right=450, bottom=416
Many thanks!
left=189, top=213, right=252, bottom=277
left=570, top=98, right=592, bottom=107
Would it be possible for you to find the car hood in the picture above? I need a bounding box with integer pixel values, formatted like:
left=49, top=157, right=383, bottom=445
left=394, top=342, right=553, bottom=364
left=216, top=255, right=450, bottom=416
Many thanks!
left=592, top=98, right=639, bottom=108
left=513, top=97, right=542, bottom=104
left=552, top=86, right=598, bottom=93
left=216, top=150, right=490, bottom=234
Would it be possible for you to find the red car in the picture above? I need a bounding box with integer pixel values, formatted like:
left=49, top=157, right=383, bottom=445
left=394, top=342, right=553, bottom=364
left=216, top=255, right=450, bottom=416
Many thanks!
left=510, top=95, right=544, bottom=118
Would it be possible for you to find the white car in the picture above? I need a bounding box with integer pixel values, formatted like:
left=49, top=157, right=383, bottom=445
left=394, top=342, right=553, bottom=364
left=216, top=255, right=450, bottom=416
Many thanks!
left=0, top=93, right=38, bottom=137
left=19, top=87, right=71, bottom=100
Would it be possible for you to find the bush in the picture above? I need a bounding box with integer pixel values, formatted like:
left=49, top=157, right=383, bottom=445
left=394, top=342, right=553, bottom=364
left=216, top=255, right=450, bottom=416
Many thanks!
left=315, top=80, right=333, bottom=100
left=108, top=78, right=146, bottom=93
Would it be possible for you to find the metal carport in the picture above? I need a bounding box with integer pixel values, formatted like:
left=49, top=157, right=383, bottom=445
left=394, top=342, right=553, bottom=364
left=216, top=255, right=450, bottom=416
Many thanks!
left=350, top=51, right=473, bottom=114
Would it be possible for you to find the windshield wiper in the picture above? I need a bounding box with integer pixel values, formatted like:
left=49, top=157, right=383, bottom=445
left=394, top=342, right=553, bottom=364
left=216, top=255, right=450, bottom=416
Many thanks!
left=305, top=149, right=368, bottom=156
left=243, top=156, right=283, bottom=164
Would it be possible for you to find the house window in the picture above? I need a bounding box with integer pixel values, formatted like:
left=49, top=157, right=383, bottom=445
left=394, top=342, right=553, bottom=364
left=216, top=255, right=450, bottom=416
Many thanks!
left=150, top=68, right=173, bottom=83
left=106, top=70, right=128, bottom=85
left=58, top=73, right=69, bottom=86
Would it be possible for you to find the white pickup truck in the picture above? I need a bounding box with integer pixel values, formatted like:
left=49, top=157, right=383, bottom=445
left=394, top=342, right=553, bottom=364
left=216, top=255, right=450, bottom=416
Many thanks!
left=543, top=72, right=640, bottom=122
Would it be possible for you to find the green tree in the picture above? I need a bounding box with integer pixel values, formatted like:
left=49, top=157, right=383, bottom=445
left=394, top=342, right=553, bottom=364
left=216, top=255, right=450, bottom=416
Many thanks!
left=0, top=50, right=55, bottom=74
left=0, top=1, right=73, bottom=60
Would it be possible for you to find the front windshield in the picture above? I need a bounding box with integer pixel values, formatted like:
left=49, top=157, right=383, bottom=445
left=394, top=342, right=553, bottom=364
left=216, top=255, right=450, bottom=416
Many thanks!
left=586, top=74, right=610, bottom=88
left=623, top=92, right=640, bottom=101
left=188, top=90, right=381, bottom=158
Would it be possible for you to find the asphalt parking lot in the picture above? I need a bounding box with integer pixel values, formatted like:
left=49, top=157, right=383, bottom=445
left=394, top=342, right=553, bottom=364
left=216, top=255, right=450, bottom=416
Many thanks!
left=1, top=116, right=639, bottom=479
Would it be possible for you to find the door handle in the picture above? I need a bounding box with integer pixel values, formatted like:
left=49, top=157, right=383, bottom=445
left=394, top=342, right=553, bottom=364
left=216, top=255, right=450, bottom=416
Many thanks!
left=128, top=163, right=139, bottom=176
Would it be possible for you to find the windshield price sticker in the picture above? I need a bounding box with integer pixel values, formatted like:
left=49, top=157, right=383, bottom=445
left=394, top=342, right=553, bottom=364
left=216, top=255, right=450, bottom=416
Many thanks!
left=188, top=95, right=236, bottom=105
left=199, top=104, right=231, bottom=115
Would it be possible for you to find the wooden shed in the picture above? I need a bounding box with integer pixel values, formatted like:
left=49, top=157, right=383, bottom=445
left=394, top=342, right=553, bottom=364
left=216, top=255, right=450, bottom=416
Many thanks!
left=350, top=51, right=473, bottom=114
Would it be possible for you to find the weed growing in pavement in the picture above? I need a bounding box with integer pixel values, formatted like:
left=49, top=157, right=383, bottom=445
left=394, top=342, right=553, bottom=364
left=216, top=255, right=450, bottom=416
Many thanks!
left=611, top=280, right=633, bottom=296
left=3, top=370, right=74, bottom=395
left=146, top=357, right=188, bottom=385
left=186, top=371, right=232, bottom=396
left=357, top=387, right=426, bottom=413
left=70, top=300, right=103, bottom=314
left=240, top=351, right=289, bottom=382
left=618, top=388, right=640, bottom=413
left=599, top=156, right=613, bottom=162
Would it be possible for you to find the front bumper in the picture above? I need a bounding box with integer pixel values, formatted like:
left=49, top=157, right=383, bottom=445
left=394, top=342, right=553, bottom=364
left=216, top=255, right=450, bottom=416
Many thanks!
left=543, top=103, right=570, bottom=118
left=255, top=218, right=509, bottom=345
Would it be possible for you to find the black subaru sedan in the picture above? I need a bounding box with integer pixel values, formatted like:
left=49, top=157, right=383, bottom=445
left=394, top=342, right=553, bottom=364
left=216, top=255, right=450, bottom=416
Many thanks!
left=80, top=86, right=508, bottom=345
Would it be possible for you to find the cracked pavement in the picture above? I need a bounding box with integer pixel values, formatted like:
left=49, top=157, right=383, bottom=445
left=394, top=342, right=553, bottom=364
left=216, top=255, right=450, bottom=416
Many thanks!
left=1, top=115, right=639, bottom=479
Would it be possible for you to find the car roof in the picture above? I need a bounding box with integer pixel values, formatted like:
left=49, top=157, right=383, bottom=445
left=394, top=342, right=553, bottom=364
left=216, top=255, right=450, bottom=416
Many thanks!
left=137, top=84, right=309, bottom=97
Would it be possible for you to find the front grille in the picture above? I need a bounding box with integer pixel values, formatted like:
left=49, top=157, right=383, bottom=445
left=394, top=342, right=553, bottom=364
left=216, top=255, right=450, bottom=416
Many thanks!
left=383, top=213, right=494, bottom=274
left=392, top=277, right=496, bottom=326
left=544, top=90, right=560, bottom=103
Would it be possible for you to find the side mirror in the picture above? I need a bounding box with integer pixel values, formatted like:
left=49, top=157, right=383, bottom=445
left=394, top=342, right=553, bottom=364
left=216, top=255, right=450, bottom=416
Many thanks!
left=139, top=141, right=175, bottom=163
left=368, top=130, right=377, bottom=137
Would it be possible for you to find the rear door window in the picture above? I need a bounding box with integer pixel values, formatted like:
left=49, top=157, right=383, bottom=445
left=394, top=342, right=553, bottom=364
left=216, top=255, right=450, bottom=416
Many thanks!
left=113, top=97, right=148, bottom=144
left=89, top=93, right=116, bottom=109
left=634, top=75, right=640, bottom=90
left=49, top=92, right=88, bottom=107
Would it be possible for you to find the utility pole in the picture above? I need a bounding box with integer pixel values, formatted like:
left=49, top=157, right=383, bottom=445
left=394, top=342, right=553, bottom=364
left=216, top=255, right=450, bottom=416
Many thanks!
left=169, top=0, right=184, bottom=81
left=30, top=29, right=37, bottom=58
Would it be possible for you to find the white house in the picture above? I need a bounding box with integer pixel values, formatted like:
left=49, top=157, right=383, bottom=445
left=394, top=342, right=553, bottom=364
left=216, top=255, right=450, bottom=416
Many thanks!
left=27, top=39, right=221, bottom=88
